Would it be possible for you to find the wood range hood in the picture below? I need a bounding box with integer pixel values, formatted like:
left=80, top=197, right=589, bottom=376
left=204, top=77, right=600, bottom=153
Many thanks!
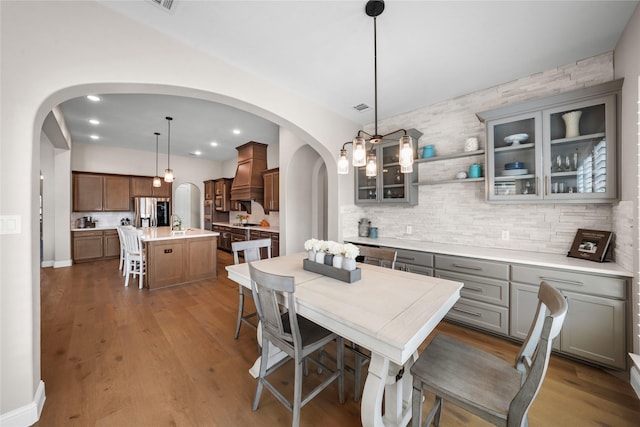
left=230, top=141, right=268, bottom=206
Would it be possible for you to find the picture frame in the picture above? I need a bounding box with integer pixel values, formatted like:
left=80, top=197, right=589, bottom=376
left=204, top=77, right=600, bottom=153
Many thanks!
left=567, top=229, right=612, bottom=262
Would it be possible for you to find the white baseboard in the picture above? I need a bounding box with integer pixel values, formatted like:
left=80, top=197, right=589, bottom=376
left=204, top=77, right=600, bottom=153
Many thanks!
left=630, top=353, right=640, bottom=399
left=53, top=259, right=72, bottom=268
left=40, top=260, right=54, bottom=268
left=0, top=380, right=46, bottom=427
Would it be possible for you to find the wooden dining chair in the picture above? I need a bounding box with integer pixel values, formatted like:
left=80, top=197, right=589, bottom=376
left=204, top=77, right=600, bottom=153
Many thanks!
left=231, top=238, right=271, bottom=339
left=121, top=227, right=145, bottom=289
left=116, top=225, right=133, bottom=275
left=357, top=245, right=397, bottom=269
left=410, top=281, right=568, bottom=427
left=248, top=263, right=345, bottom=427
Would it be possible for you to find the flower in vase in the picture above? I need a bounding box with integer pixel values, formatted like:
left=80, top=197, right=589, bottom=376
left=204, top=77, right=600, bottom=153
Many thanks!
left=304, top=238, right=319, bottom=251
left=326, top=241, right=344, bottom=256
left=313, top=239, right=327, bottom=253
left=342, top=243, right=360, bottom=259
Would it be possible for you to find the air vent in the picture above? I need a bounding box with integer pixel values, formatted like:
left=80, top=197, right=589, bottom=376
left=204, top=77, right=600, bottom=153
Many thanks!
left=148, top=0, right=176, bottom=13
left=353, top=103, right=371, bottom=112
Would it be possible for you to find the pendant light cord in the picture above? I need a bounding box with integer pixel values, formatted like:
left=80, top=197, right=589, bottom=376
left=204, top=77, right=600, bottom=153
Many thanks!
left=373, top=15, right=378, bottom=137
left=154, top=132, right=160, bottom=175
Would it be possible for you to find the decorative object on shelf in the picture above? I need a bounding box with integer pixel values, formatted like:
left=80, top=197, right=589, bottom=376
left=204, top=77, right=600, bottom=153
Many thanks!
left=504, top=133, right=529, bottom=146
left=421, top=145, right=435, bottom=158
left=171, top=214, right=182, bottom=231
left=304, top=238, right=319, bottom=262
left=164, top=116, right=174, bottom=183
left=464, top=137, right=479, bottom=152
left=337, top=0, right=414, bottom=176
left=562, top=110, right=583, bottom=138
left=456, top=171, right=467, bottom=179
left=567, top=228, right=612, bottom=262
left=469, top=163, right=482, bottom=178
left=505, top=162, right=525, bottom=170
left=342, top=243, right=360, bottom=271
left=369, top=227, right=378, bottom=239
left=332, top=254, right=344, bottom=269
left=153, top=132, right=162, bottom=187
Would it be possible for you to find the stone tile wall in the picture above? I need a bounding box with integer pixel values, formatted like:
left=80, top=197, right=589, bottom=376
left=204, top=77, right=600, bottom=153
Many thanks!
left=343, top=52, right=629, bottom=260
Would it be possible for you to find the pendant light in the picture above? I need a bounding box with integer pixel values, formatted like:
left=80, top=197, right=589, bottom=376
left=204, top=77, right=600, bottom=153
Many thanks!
left=164, top=116, right=174, bottom=183
left=337, top=0, right=414, bottom=175
left=153, top=132, right=162, bottom=187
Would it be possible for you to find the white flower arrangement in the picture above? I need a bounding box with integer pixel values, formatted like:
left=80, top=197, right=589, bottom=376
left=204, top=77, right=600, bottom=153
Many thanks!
left=328, top=241, right=344, bottom=256
left=316, top=239, right=329, bottom=253
left=304, top=238, right=319, bottom=251
left=342, top=243, right=360, bottom=259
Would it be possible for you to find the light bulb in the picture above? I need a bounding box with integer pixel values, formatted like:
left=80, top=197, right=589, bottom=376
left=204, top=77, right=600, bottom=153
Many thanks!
left=365, top=153, right=377, bottom=177
left=164, top=169, right=174, bottom=183
left=352, top=136, right=367, bottom=167
left=398, top=135, right=414, bottom=167
left=337, top=149, right=350, bottom=174
left=153, top=176, right=162, bottom=187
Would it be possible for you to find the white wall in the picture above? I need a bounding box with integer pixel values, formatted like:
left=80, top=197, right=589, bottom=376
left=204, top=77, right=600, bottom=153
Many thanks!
left=0, top=1, right=358, bottom=422
left=40, top=133, right=55, bottom=266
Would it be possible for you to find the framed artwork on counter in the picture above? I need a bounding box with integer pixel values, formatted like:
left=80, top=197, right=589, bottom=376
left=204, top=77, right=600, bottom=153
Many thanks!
left=567, top=229, right=612, bottom=262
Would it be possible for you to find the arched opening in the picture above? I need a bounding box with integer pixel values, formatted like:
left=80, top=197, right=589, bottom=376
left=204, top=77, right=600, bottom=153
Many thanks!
left=174, top=182, right=201, bottom=229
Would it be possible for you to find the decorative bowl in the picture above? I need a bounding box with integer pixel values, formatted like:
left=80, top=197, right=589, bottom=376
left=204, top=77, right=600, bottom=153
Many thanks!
left=504, top=133, right=529, bottom=146
left=505, top=162, right=525, bottom=170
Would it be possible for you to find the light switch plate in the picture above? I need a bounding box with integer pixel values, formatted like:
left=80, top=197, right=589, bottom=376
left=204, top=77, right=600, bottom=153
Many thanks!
left=0, top=215, right=22, bottom=234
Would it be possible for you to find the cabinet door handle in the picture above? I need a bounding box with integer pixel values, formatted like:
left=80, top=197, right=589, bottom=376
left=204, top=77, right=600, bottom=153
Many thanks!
left=397, top=256, right=416, bottom=261
left=539, top=276, right=584, bottom=286
left=536, top=177, right=540, bottom=195
left=464, top=285, right=484, bottom=292
left=164, top=249, right=173, bottom=254
left=452, top=263, right=482, bottom=271
left=452, top=307, right=482, bottom=317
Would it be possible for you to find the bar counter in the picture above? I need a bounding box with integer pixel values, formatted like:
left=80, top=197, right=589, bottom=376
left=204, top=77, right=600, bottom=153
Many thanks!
left=140, top=227, right=220, bottom=289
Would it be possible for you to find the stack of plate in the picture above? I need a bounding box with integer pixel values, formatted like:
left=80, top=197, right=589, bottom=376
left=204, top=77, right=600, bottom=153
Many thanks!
left=594, top=139, right=606, bottom=192
left=504, top=133, right=529, bottom=146
left=495, top=182, right=516, bottom=195
left=501, top=161, right=528, bottom=176
left=582, top=154, right=593, bottom=193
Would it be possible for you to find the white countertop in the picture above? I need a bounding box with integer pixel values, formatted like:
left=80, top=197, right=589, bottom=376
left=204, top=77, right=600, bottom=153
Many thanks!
left=139, top=226, right=219, bottom=242
left=211, top=221, right=280, bottom=233
left=71, top=226, right=117, bottom=232
left=345, top=236, right=633, bottom=278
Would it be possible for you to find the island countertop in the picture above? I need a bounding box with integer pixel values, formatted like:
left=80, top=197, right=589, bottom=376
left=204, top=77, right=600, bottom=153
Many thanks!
left=139, top=226, right=220, bottom=242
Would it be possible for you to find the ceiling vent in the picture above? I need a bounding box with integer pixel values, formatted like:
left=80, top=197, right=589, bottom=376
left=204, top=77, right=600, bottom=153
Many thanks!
left=353, top=103, right=372, bottom=112
left=148, top=0, right=176, bottom=13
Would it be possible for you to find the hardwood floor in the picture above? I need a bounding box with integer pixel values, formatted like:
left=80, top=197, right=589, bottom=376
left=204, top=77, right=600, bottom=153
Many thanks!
left=37, top=251, right=640, bottom=426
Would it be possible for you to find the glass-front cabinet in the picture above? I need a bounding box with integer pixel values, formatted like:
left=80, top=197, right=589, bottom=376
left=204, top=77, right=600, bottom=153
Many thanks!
left=480, top=79, right=621, bottom=203
left=354, top=129, right=421, bottom=205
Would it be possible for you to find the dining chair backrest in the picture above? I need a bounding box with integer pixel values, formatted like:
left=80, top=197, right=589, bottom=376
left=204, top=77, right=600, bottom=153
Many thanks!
left=232, top=238, right=271, bottom=265
left=509, top=281, right=568, bottom=422
left=121, top=227, right=143, bottom=255
left=248, top=263, right=300, bottom=350
left=358, top=246, right=397, bottom=269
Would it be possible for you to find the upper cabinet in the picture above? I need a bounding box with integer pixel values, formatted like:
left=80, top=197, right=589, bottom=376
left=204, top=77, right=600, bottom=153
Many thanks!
left=263, top=168, right=279, bottom=213
left=131, top=176, right=172, bottom=198
left=354, top=129, right=421, bottom=206
left=204, top=180, right=214, bottom=200
left=73, top=172, right=131, bottom=212
left=478, top=79, right=622, bottom=203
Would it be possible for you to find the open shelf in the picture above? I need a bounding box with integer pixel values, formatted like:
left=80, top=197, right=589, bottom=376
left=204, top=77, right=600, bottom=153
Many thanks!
left=415, top=149, right=484, bottom=163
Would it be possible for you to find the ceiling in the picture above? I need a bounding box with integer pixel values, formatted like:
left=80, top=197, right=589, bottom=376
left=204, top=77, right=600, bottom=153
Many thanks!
left=59, top=0, right=637, bottom=162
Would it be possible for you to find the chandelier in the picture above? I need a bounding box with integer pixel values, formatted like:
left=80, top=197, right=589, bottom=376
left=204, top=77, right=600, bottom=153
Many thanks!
left=337, top=0, right=414, bottom=176
left=153, top=132, right=162, bottom=187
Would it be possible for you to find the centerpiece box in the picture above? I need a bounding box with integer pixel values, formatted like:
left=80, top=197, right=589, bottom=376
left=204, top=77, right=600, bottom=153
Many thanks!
left=302, top=259, right=361, bottom=283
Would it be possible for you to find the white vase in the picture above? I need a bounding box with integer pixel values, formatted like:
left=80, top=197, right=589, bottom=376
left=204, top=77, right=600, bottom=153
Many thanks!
left=332, top=255, right=343, bottom=269
left=562, top=110, right=582, bottom=138
left=315, top=252, right=325, bottom=264
left=343, top=257, right=356, bottom=271
left=308, top=250, right=316, bottom=262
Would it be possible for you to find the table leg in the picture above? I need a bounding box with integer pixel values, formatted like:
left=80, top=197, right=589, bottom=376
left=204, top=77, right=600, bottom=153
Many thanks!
left=361, top=351, right=419, bottom=427
left=248, top=320, right=287, bottom=378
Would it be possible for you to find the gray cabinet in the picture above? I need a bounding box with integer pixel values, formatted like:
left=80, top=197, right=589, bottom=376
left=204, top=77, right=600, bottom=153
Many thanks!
left=478, top=79, right=622, bottom=203
left=354, top=129, right=421, bottom=206
left=435, top=255, right=510, bottom=335
left=511, top=264, right=627, bottom=369
left=393, top=248, right=433, bottom=276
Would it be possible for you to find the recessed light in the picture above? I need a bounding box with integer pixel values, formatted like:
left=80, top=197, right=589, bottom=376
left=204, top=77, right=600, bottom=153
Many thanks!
left=210, top=141, right=218, bottom=147
left=193, top=150, right=202, bottom=156
left=87, top=95, right=101, bottom=102
left=90, top=135, right=99, bottom=140
left=232, top=129, right=241, bottom=135
left=89, top=119, right=100, bottom=125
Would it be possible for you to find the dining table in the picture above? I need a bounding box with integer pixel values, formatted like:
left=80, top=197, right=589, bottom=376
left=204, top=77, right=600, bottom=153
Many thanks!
left=226, top=252, right=462, bottom=427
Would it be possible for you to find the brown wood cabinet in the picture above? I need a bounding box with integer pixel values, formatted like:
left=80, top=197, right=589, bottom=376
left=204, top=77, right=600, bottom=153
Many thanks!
left=72, top=229, right=121, bottom=263
left=214, top=178, right=233, bottom=212
left=204, top=180, right=214, bottom=200
left=249, top=229, right=279, bottom=258
left=263, top=168, right=279, bottom=213
left=73, top=172, right=131, bottom=212
left=131, top=176, right=172, bottom=198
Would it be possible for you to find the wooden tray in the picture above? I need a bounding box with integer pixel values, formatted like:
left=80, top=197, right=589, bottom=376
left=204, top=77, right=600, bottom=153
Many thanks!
left=302, top=259, right=361, bottom=283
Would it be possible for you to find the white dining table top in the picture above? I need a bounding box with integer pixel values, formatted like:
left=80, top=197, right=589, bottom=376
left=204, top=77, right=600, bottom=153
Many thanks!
left=226, top=252, right=463, bottom=365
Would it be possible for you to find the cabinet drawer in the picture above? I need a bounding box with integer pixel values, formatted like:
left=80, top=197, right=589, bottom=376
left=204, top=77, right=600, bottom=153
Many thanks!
left=436, top=270, right=509, bottom=307
left=445, top=298, right=509, bottom=335
left=511, top=264, right=626, bottom=299
left=398, top=263, right=433, bottom=277
left=395, top=249, right=433, bottom=268
left=435, top=254, right=509, bottom=280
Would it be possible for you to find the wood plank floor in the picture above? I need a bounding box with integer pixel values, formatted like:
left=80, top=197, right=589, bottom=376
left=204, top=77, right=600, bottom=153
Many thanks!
left=36, top=251, right=640, bottom=426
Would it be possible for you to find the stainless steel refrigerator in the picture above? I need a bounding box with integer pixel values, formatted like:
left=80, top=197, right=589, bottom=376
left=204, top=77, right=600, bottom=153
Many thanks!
left=134, top=197, right=170, bottom=228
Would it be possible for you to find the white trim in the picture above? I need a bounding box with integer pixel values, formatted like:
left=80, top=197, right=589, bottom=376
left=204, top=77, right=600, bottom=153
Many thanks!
left=53, top=259, right=72, bottom=268
left=40, top=260, right=54, bottom=268
left=630, top=353, right=640, bottom=399
left=0, top=380, right=46, bottom=427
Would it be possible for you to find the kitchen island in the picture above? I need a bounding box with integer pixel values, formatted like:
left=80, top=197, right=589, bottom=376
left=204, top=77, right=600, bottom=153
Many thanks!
left=139, top=227, right=219, bottom=290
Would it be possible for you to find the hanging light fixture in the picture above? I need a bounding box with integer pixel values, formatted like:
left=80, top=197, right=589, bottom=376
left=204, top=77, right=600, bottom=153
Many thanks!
left=164, top=116, right=174, bottom=183
left=337, top=0, right=414, bottom=176
left=153, top=132, right=162, bottom=187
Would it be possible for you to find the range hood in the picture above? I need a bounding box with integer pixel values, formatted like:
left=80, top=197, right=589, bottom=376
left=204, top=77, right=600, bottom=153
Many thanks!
left=230, top=141, right=268, bottom=205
